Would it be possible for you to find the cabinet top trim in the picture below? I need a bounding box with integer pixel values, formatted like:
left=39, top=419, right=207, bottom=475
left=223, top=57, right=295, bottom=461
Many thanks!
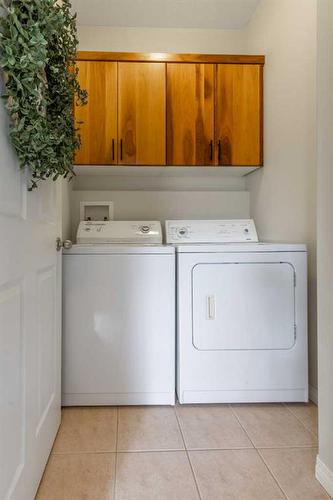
left=76, top=51, right=265, bottom=64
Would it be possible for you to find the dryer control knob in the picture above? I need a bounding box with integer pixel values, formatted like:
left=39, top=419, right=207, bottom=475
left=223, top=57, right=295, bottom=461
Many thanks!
left=140, top=225, right=151, bottom=233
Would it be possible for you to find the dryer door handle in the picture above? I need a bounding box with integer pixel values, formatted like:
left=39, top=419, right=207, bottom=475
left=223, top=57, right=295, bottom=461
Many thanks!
left=207, top=295, right=216, bottom=320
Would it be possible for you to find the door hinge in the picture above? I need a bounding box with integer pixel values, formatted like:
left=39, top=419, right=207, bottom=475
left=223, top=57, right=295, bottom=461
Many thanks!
left=294, top=324, right=297, bottom=340
left=294, top=272, right=297, bottom=287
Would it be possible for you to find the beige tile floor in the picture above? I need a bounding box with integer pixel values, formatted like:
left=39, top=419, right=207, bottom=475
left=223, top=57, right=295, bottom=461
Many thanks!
left=36, top=402, right=331, bottom=500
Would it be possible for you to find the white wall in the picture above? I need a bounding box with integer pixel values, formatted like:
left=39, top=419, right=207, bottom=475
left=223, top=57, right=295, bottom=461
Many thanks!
left=58, top=178, right=73, bottom=241
left=74, top=23, right=249, bottom=227
left=70, top=189, right=250, bottom=239
left=77, top=25, right=246, bottom=53
left=316, top=0, right=333, bottom=495
left=72, top=167, right=248, bottom=191
left=75, top=5, right=319, bottom=395
left=244, top=0, right=318, bottom=394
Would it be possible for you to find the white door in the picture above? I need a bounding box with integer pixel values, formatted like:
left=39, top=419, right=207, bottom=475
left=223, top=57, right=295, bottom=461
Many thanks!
left=0, top=104, right=62, bottom=499
left=192, top=262, right=296, bottom=350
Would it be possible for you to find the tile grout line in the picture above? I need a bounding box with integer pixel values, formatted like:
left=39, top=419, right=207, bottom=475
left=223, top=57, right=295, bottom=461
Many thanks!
left=115, top=406, right=119, bottom=451
left=228, top=404, right=288, bottom=500
left=228, top=404, right=256, bottom=449
left=50, top=445, right=317, bottom=457
left=50, top=442, right=318, bottom=456
left=173, top=407, right=203, bottom=500
left=282, top=403, right=318, bottom=441
left=52, top=450, right=117, bottom=456
left=114, top=407, right=119, bottom=500
left=257, top=448, right=291, bottom=500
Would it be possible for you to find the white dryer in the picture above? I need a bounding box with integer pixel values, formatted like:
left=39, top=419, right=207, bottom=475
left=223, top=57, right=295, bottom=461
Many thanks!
left=166, top=220, right=308, bottom=404
left=63, top=221, right=175, bottom=406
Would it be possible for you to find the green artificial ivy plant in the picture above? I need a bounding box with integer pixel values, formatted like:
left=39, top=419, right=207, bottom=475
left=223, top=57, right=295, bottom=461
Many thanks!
left=0, top=0, right=87, bottom=189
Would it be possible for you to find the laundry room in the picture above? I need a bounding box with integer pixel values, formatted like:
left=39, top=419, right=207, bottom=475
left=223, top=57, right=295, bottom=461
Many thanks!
left=1, top=1, right=332, bottom=499
left=64, top=0, right=317, bottom=401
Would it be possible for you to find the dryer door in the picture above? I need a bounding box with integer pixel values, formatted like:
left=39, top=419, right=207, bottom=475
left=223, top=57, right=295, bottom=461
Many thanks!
left=192, top=262, right=295, bottom=350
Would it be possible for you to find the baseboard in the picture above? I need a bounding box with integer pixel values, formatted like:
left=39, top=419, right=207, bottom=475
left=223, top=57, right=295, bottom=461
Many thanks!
left=178, top=388, right=308, bottom=404
left=62, top=392, right=175, bottom=406
left=316, top=455, right=333, bottom=498
left=309, top=385, right=318, bottom=405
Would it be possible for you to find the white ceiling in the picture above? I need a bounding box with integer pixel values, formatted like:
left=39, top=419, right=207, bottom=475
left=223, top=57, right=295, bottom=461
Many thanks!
left=71, top=0, right=260, bottom=30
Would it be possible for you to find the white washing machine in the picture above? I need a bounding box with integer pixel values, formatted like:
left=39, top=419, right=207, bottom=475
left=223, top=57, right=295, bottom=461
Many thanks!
left=166, top=219, right=308, bottom=404
left=63, top=221, right=175, bottom=406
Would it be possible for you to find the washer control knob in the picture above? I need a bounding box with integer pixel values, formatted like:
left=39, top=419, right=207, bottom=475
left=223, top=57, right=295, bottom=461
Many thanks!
left=178, top=227, right=188, bottom=238
left=140, top=225, right=151, bottom=233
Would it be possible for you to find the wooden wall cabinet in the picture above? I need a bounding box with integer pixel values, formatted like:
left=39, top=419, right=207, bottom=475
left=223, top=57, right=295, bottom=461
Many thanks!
left=167, top=63, right=214, bottom=166
left=74, top=52, right=264, bottom=167
left=215, top=64, right=263, bottom=166
left=75, top=61, right=117, bottom=165
left=118, top=62, right=166, bottom=165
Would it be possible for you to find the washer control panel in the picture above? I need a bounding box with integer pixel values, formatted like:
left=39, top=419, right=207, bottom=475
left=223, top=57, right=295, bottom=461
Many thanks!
left=165, top=220, right=258, bottom=244
left=77, top=221, right=162, bottom=244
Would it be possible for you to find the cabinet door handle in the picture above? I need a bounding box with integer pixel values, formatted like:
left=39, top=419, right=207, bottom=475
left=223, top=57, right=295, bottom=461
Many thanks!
left=218, top=140, right=222, bottom=163
left=120, top=139, right=123, bottom=161
left=209, top=140, right=213, bottom=162
left=112, top=139, right=115, bottom=161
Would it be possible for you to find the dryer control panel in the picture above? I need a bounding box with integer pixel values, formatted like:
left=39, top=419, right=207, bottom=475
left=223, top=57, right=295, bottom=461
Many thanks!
left=77, top=221, right=162, bottom=244
left=165, top=219, right=258, bottom=243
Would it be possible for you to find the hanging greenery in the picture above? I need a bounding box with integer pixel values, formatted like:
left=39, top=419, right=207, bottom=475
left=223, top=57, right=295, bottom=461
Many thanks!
left=0, top=0, right=87, bottom=189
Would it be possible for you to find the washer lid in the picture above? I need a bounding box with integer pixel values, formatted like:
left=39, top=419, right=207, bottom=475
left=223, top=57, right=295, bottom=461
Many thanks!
left=165, top=219, right=258, bottom=244
left=77, top=220, right=162, bottom=244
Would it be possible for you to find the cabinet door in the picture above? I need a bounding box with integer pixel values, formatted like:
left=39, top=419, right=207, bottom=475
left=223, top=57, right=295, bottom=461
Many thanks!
left=216, top=64, right=263, bottom=166
left=74, top=61, right=117, bottom=165
left=118, top=62, right=166, bottom=165
left=167, top=63, right=214, bottom=166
